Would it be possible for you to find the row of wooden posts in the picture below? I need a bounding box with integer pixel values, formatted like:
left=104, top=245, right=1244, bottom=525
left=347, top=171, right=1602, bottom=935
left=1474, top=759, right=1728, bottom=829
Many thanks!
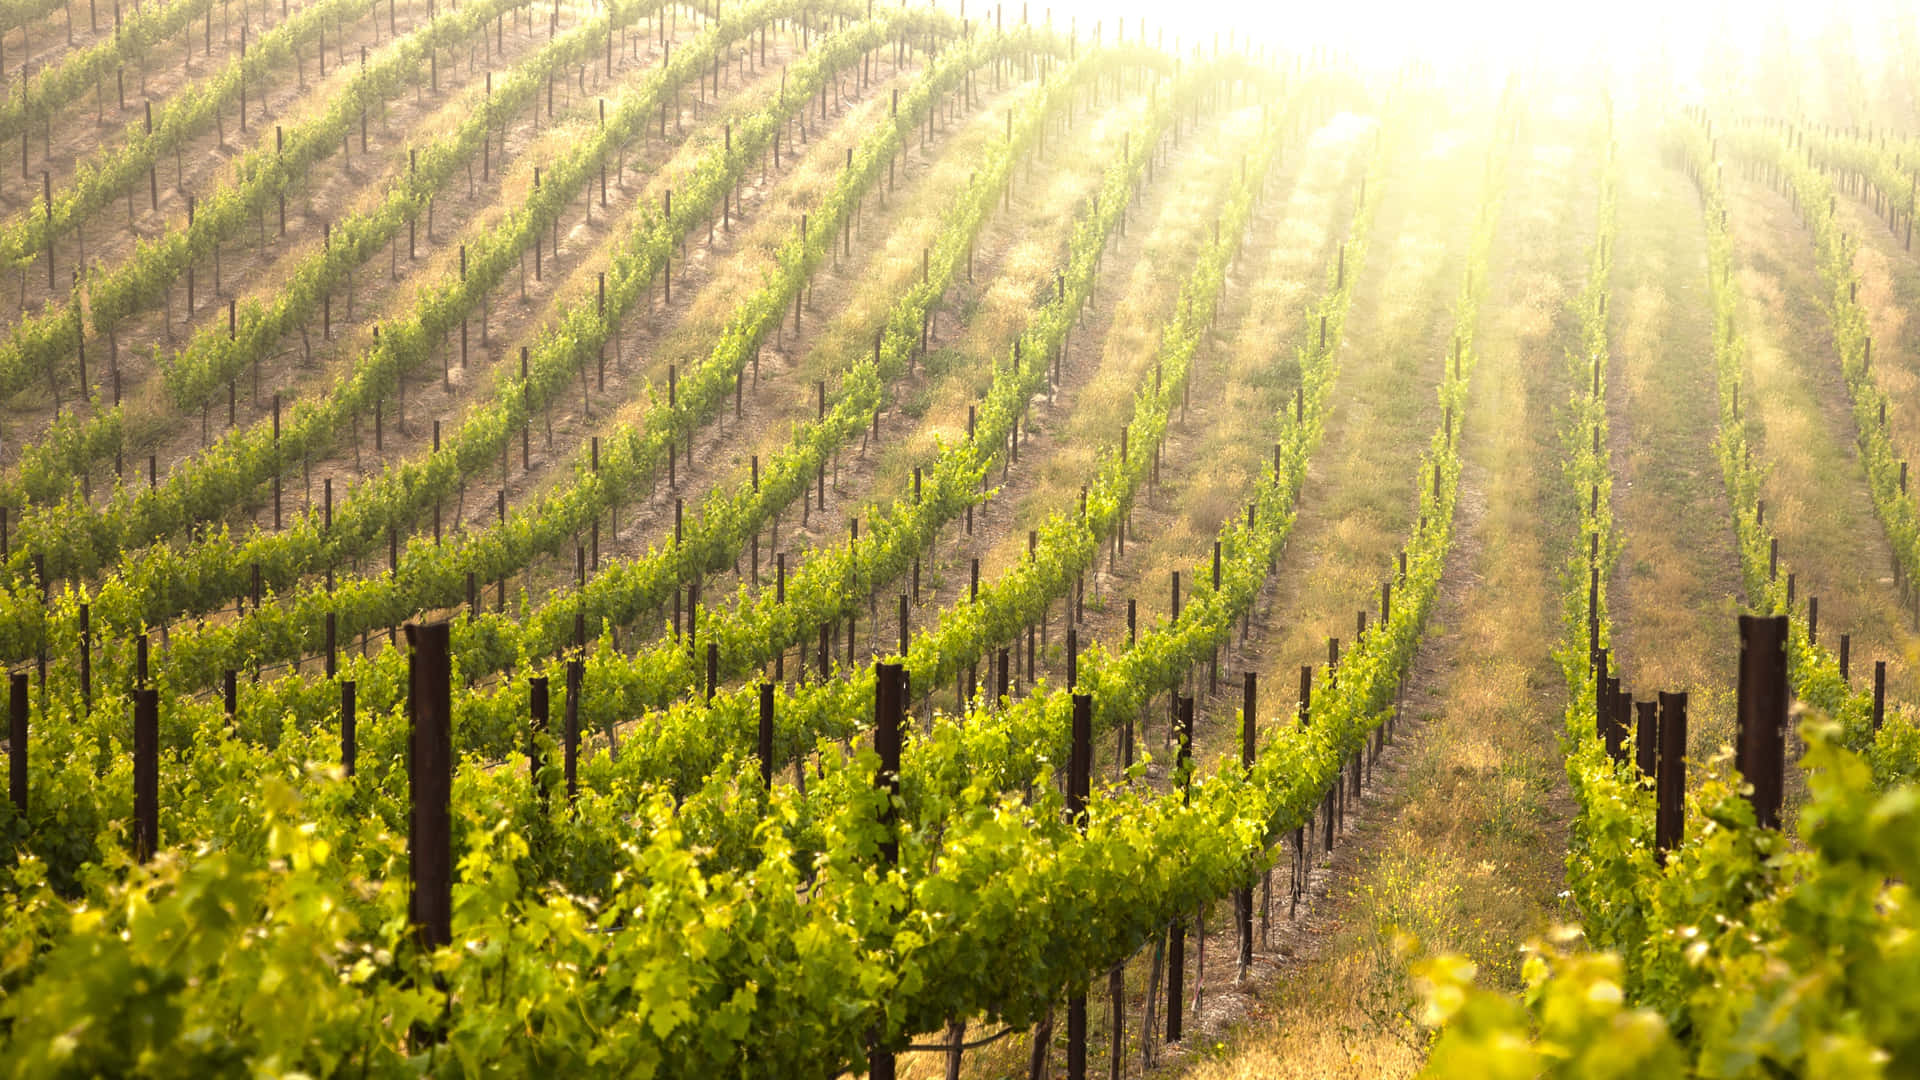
left=1594, top=609, right=1890, bottom=859
left=9, top=596, right=1878, bottom=938
left=6, top=587, right=1386, bottom=1078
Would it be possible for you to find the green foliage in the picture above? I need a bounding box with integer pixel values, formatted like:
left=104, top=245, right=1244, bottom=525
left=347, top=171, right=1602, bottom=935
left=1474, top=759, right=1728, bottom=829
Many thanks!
left=1428, top=725, right=1920, bottom=1078
left=1420, top=940, right=1686, bottom=1078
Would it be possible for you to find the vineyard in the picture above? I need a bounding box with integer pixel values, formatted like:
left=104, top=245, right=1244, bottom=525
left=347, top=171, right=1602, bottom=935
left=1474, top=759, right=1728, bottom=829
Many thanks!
left=0, top=0, right=1916, bottom=1075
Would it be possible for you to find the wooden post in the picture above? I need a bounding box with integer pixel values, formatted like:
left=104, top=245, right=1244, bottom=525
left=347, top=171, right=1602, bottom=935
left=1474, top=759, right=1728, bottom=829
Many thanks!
left=898, top=593, right=910, bottom=656
left=1605, top=685, right=1629, bottom=764
left=8, top=673, right=25, bottom=815
left=564, top=659, right=582, bottom=803
left=1655, top=691, right=1687, bottom=860
left=132, top=687, right=158, bottom=861
left=757, top=682, right=775, bottom=788
left=1167, top=694, right=1194, bottom=1044
left=529, top=676, right=549, bottom=804
left=1735, top=615, right=1788, bottom=829
left=1874, top=660, right=1887, bottom=731
left=869, top=661, right=905, bottom=1079
left=1634, top=699, right=1657, bottom=780
left=1066, top=691, right=1092, bottom=1080
left=223, top=670, right=237, bottom=730
left=1238, top=671, right=1256, bottom=976
left=341, top=680, right=357, bottom=776
left=405, top=622, right=453, bottom=951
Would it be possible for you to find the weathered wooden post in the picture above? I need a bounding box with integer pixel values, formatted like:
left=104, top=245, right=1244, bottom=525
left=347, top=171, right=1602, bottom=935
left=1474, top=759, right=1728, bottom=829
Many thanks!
left=529, top=675, right=549, bottom=808
left=1167, top=695, right=1194, bottom=1044
left=1067, top=691, right=1092, bottom=1080
left=1655, top=691, right=1688, bottom=860
left=132, top=687, right=158, bottom=861
left=405, top=622, right=453, bottom=950
left=7, top=673, right=24, bottom=814
left=869, top=661, right=905, bottom=1079
left=341, top=680, right=357, bottom=777
left=1735, top=615, right=1788, bottom=829
left=1634, top=698, right=1657, bottom=781
left=1874, top=660, right=1888, bottom=731
left=1605, top=685, right=1629, bottom=764
left=564, top=659, right=583, bottom=804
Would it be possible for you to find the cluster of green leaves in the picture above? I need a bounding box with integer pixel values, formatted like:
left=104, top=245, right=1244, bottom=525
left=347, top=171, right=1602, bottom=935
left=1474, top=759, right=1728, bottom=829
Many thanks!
left=1425, top=725, right=1920, bottom=1078
left=0, top=0, right=219, bottom=147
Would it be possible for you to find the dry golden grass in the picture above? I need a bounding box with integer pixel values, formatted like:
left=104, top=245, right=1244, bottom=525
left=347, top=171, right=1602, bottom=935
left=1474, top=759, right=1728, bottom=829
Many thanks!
left=1724, top=171, right=1920, bottom=707
left=966, top=101, right=1271, bottom=587
left=1158, top=121, right=1592, bottom=1080
left=1234, top=120, right=1480, bottom=741
left=1603, top=132, right=1746, bottom=761
left=888, top=109, right=1394, bottom=1080
left=849, top=78, right=1157, bottom=530
left=1116, top=113, right=1374, bottom=628
left=104, top=13, right=672, bottom=481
